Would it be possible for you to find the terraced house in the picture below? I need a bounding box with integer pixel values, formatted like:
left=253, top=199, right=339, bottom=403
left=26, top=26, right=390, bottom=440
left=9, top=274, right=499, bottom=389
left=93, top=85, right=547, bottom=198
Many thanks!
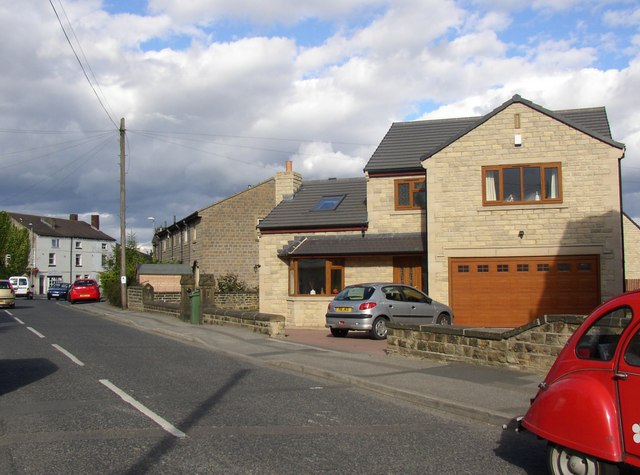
left=258, top=95, right=627, bottom=328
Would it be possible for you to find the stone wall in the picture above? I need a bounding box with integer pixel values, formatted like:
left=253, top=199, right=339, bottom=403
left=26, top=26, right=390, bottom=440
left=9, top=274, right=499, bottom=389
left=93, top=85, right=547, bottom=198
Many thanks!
left=127, top=286, right=143, bottom=311
left=125, top=285, right=282, bottom=336
left=213, top=292, right=258, bottom=310
left=386, top=314, right=585, bottom=372
left=202, top=307, right=285, bottom=336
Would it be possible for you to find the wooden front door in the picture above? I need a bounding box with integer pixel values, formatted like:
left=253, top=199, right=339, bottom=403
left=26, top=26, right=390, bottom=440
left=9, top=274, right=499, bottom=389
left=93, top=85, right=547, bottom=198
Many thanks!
left=393, top=256, right=423, bottom=290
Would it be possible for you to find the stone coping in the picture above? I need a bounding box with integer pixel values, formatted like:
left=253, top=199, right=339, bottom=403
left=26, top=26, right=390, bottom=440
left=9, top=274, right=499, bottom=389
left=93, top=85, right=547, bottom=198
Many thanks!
left=386, top=314, right=585, bottom=339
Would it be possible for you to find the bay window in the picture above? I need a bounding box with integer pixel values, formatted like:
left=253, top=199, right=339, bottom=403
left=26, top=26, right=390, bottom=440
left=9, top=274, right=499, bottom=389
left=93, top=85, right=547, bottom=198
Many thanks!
left=289, top=258, right=344, bottom=296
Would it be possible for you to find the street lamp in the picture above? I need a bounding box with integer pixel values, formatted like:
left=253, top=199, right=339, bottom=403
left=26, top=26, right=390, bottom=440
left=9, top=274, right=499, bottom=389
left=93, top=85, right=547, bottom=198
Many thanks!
left=147, top=217, right=155, bottom=258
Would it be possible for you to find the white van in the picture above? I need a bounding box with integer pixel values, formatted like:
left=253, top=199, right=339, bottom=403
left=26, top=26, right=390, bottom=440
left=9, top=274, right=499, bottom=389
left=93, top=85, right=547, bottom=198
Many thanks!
left=9, top=276, right=32, bottom=299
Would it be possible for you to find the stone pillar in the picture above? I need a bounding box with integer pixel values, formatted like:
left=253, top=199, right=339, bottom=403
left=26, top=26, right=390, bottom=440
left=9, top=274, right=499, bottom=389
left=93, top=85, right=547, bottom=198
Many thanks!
left=180, top=274, right=195, bottom=321
left=199, top=273, right=216, bottom=308
left=142, top=283, right=155, bottom=302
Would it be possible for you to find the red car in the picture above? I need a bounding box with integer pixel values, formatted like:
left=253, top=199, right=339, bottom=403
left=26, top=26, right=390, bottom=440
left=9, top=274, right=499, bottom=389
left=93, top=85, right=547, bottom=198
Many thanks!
left=68, top=279, right=101, bottom=304
left=518, top=290, right=640, bottom=474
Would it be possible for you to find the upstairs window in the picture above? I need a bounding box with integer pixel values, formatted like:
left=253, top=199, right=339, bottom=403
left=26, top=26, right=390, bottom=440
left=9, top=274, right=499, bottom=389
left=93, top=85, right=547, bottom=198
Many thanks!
left=51, top=239, right=60, bottom=249
left=395, top=178, right=426, bottom=210
left=75, top=241, right=82, bottom=249
left=483, top=163, right=561, bottom=205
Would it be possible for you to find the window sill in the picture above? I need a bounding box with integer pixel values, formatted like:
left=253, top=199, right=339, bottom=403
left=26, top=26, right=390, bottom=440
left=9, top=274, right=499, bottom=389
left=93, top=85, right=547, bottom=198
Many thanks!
left=478, top=203, right=568, bottom=212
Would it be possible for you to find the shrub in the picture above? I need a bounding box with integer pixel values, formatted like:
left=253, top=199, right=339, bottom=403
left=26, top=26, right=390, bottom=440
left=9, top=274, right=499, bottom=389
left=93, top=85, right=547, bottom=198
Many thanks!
left=216, top=273, right=247, bottom=293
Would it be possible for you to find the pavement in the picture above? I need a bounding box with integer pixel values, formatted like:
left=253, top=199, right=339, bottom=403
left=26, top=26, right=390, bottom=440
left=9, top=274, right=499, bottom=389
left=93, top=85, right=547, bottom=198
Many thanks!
left=79, top=302, right=543, bottom=427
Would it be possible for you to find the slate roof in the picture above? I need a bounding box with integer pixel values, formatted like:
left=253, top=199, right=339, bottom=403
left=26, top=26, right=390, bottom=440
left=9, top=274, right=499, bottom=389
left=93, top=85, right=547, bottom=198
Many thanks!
left=278, top=233, right=424, bottom=257
left=7, top=212, right=115, bottom=241
left=258, top=177, right=367, bottom=232
left=364, top=95, right=624, bottom=174
left=137, top=263, right=192, bottom=275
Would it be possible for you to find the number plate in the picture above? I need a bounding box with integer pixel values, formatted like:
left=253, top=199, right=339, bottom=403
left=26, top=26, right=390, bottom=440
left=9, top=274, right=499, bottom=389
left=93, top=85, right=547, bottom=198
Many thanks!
left=335, top=307, right=352, bottom=312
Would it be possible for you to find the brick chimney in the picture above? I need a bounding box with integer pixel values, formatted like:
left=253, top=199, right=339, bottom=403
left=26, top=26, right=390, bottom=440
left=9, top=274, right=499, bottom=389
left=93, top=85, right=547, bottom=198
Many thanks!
left=69, top=213, right=78, bottom=221
left=91, top=214, right=100, bottom=230
left=275, top=160, right=302, bottom=205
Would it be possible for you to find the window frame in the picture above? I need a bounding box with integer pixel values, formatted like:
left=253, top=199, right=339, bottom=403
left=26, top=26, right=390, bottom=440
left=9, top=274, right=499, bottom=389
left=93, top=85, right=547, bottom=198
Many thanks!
left=289, top=258, right=345, bottom=296
left=312, top=195, right=346, bottom=211
left=482, top=163, right=562, bottom=206
left=395, top=178, right=426, bottom=211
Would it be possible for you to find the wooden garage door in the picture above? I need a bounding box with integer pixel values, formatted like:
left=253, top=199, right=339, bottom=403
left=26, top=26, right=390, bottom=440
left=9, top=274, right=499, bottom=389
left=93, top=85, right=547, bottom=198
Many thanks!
left=449, top=256, right=600, bottom=327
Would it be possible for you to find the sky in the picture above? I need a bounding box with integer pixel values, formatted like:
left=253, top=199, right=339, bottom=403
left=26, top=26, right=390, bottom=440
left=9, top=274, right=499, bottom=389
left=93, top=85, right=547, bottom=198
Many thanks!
left=1, top=0, right=639, bottom=251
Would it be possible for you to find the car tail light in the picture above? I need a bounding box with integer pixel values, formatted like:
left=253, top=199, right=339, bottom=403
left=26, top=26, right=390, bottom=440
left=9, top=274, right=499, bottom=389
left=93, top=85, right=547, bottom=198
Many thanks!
left=359, top=302, right=377, bottom=311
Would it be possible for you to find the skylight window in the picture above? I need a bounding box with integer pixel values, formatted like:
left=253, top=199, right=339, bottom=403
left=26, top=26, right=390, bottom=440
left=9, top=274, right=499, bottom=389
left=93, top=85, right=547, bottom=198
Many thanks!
left=313, top=195, right=345, bottom=211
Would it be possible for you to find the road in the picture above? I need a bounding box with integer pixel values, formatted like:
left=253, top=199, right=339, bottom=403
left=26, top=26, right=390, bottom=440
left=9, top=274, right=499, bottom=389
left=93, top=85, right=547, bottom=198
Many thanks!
left=0, top=299, right=550, bottom=474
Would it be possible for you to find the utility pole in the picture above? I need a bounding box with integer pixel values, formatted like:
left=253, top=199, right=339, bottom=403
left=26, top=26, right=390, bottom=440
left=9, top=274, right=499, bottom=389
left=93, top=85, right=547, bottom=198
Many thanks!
left=119, top=117, right=127, bottom=309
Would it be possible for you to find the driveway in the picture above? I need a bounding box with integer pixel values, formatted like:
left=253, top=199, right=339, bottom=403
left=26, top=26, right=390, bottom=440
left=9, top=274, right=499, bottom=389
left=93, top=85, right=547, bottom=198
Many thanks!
left=282, top=328, right=387, bottom=355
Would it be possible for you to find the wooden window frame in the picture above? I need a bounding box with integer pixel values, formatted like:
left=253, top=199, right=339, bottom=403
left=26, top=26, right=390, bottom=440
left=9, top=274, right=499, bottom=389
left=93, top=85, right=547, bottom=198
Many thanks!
left=395, top=178, right=426, bottom=210
left=482, top=163, right=562, bottom=206
left=289, top=258, right=345, bottom=296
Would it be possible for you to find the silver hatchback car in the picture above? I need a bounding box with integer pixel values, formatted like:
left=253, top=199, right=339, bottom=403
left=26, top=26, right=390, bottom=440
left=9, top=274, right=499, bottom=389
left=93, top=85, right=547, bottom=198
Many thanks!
left=325, top=283, right=454, bottom=340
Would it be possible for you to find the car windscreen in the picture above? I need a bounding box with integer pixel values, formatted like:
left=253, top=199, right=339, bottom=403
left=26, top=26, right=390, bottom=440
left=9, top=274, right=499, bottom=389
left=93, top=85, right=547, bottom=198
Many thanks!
left=0, top=282, right=11, bottom=289
left=335, top=286, right=375, bottom=301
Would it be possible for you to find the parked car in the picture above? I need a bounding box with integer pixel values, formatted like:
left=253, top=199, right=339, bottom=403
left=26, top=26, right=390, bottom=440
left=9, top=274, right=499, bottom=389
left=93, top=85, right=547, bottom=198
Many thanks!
left=68, top=279, right=100, bottom=304
left=325, top=283, right=454, bottom=340
left=47, top=282, right=70, bottom=300
left=516, top=289, right=640, bottom=474
left=0, top=279, right=15, bottom=308
left=9, top=276, right=32, bottom=299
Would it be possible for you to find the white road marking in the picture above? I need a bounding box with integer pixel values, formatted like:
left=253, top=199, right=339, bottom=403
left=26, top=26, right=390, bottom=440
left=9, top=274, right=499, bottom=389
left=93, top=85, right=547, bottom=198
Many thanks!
left=12, top=316, right=24, bottom=324
left=52, top=344, right=85, bottom=366
left=27, top=327, right=45, bottom=338
left=99, top=379, right=186, bottom=439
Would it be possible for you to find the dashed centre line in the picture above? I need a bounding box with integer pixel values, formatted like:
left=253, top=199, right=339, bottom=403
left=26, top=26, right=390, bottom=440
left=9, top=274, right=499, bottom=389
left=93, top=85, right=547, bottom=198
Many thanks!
left=99, top=379, right=187, bottom=439
left=52, top=344, right=85, bottom=366
left=27, top=326, right=46, bottom=338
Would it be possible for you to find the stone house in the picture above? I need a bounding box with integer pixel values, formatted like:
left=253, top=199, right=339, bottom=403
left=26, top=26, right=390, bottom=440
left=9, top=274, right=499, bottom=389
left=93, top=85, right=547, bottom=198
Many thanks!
left=624, top=213, right=640, bottom=290
left=8, top=212, right=115, bottom=295
left=258, top=95, right=627, bottom=328
left=153, top=165, right=300, bottom=290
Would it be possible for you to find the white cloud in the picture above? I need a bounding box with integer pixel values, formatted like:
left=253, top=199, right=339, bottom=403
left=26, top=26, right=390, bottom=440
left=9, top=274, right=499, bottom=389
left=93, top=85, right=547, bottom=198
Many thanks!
left=1, top=0, right=639, bottom=244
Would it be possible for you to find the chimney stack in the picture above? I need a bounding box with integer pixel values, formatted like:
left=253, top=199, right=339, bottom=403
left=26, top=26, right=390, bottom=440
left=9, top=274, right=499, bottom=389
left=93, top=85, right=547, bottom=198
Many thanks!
left=91, top=214, right=100, bottom=230
left=69, top=213, right=78, bottom=221
left=275, top=160, right=302, bottom=205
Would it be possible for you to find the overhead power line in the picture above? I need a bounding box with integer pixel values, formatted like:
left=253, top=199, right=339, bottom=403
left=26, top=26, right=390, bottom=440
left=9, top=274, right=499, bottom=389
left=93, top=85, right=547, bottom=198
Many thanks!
left=49, top=0, right=118, bottom=129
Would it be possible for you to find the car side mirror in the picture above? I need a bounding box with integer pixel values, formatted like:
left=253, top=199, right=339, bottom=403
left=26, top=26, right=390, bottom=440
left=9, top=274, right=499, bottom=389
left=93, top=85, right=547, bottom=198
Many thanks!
left=426, top=297, right=433, bottom=304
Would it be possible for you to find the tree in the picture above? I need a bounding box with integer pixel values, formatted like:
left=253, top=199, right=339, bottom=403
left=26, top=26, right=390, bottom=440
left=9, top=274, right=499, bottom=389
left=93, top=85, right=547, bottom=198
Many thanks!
left=0, top=212, right=30, bottom=278
left=100, top=232, right=152, bottom=306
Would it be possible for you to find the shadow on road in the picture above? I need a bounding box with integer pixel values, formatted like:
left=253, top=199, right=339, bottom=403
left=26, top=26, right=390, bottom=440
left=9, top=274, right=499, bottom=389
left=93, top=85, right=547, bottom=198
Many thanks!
left=124, top=368, right=251, bottom=475
left=0, top=358, right=59, bottom=395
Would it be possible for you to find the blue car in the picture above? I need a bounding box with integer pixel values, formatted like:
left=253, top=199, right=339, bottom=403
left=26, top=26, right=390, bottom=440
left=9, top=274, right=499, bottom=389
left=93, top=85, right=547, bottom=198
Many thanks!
left=47, top=283, right=70, bottom=300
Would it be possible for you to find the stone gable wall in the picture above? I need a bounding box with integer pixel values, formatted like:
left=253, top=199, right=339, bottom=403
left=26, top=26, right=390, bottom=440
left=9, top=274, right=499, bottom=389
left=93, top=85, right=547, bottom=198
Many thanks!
left=424, top=102, right=624, bottom=305
left=197, top=179, right=275, bottom=290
